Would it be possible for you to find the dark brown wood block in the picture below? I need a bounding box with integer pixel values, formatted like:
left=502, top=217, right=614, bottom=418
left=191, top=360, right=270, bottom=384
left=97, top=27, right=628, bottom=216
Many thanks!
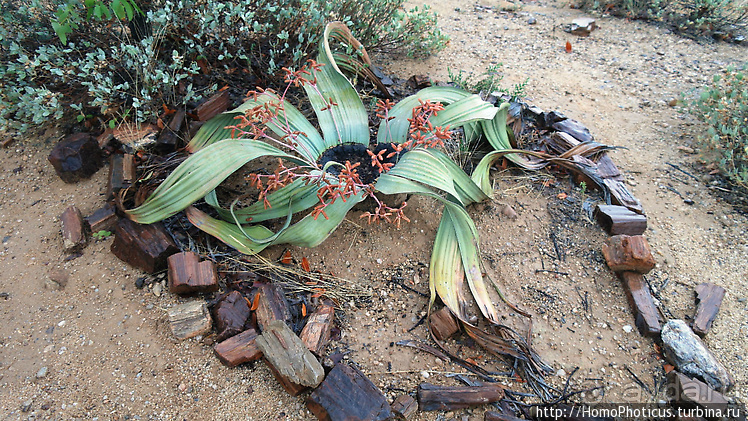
left=106, top=153, right=136, bottom=201
left=392, top=394, right=418, bottom=420
left=195, top=90, right=230, bottom=122
left=85, top=203, right=118, bottom=233
left=307, top=363, right=393, bottom=421
left=693, top=283, right=726, bottom=336
left=619, top=271, right=661, bottom=337
left=602, top=235, right=656, bottom=274
left=61, top=205, right=88, bottom=252
left=122, top=153, right=136, bottom=182
left=213, top=291, right=250, bottom=341
left=417, top=383, right=504, bottom=412
left=255, top=283, right=291, bottom=331
left=167, top=251, right=219, bottom=294
left=157, top=108, right=185, bottom=150
left=111, top=218, right=179, bottom=273
left=300, top=303, right=335, bottom=356
left=595, top=204, right=647, bottom=235
left=668, top=370, right=730, bottom=410
left=429, top=306, right=460, bottom=341
left=48, top=133, right=103, bottom=183
left=407, top=74, right=432, bottom=89
left=214, top=328, right=261, bottom=367
left=485, top=410, right=524, bottom=421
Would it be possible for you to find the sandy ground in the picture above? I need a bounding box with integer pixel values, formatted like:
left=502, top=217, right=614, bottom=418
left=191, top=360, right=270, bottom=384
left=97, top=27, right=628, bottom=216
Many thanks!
left=1, top=0, right=747, bottom=419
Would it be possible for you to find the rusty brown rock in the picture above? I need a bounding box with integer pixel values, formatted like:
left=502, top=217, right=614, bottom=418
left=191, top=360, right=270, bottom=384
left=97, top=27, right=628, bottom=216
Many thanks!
left=61, top=205, right=88, bottom=252
left=214, top=328, right=261, bottom=367
left=167, top=251, right=219, bottom=294
left=692, top=283, right=725, bottom=336
left=417, top=383, right=504, bottom=412
left=255, top=283, right=291, bottom=331
left=602, top=235, right=656, bottom=274
left=595, top=204, right=647, bottom=235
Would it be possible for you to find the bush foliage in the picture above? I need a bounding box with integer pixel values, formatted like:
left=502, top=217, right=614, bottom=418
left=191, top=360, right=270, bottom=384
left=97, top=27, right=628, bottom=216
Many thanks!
left=577, top=0, right=748, bottom=41
left=0, top=0, right=448, bottom=133
left=687, top=64, right=748, bottom=187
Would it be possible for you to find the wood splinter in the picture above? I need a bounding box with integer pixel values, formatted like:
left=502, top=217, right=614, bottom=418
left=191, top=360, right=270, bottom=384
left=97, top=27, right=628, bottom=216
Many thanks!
left=299, top=303, right=335, bottom=356
left=619, top=271, right=661, bottom=337
left=429, top=306, right=460, bottom=341
left=214, top=328, right=261, bottom=367
left=417, top=383, right=504, bottom=412
left=61, top=205, right=88, bottom=252
left=692, top=283, right=725, bottom=336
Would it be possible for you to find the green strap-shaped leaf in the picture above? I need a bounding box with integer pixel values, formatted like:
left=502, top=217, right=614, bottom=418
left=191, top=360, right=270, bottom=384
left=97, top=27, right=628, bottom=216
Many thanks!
left=126, top=139, right=299, bottom=224
left=430, top=209, right=468, bottom=317
left=185, top=207, right=275, bottom=254
left=377, top=87, right=473, bottom=145
left=187, top=92, right=325, bottom=161
left=471, top=102, right=548, bottom=195
left=428, top=95, right=498, bottom=131
left=305, top=23, right=369, bottom=149
left=185, top=112, right=238, bottom=152
left=443, top=203, right=499, bottom=324
left=186, top=191, right=365, bottom=254
left=204, top=177, right=320, bottom=224
left=471, top=151, right=502, bottom=196
left=375, top=173, right=498, bottom=323
left=384, top=148, right=488, bottom=206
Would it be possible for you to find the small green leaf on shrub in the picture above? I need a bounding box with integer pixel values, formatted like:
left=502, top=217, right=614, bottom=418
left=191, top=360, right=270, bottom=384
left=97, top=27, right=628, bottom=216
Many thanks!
left=92, top=230, right=112, bottom=240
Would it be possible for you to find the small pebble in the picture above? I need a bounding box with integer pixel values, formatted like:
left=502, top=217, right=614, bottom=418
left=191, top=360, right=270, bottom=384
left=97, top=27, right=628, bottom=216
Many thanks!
left=528, top=16, right=537, bottom=25
left=152, top=282, right=162, bottom=297
left=421, top=370, right=430, bottom=379
left=556, top=369, right=567, bottom=377
left=21, top=400, right=32, bottom=412
left=36, top=366, right=48, bottom=379
left=623, top=325, right=633, bottom=333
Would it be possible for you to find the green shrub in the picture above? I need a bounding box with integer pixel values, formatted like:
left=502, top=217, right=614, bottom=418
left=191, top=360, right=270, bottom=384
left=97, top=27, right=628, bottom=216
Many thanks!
left=576, top=0, right=748, bottom=40
left=687, top=63, right=748, bottom=187
left=0, top=0, right=448, bottom=134
left=448, top=63, right=528, bottom=100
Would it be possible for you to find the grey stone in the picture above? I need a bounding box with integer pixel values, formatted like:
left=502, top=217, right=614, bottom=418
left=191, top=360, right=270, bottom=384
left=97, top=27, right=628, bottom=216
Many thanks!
left=36, top=366, right=48, bottom=379
left=661, top=319, right=733, bottom=392
left=21, top=400, right=32, bottom=412
left=256, top=320, right=324, bottom=388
